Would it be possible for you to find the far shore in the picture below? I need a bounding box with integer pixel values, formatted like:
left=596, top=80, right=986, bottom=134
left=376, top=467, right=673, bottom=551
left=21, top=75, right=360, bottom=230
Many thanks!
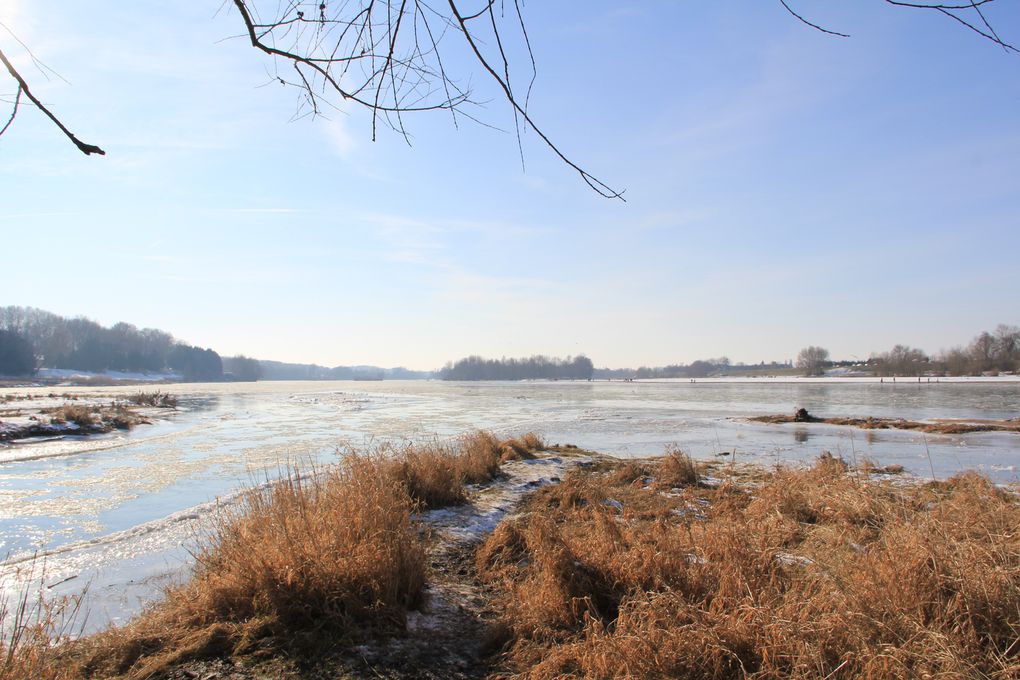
left=2, top=373, right=1019, bottom=390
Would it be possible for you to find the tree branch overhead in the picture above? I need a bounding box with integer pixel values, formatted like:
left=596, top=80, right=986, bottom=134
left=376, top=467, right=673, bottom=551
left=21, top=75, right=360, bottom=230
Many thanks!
left=1, top=1, right=1016, bottom=194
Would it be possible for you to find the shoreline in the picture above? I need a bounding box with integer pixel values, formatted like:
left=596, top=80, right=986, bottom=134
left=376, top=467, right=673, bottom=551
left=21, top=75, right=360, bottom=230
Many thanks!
left=5, top=439, right=1016, bottom=679
left=3, top=374, right=1020, bottom=390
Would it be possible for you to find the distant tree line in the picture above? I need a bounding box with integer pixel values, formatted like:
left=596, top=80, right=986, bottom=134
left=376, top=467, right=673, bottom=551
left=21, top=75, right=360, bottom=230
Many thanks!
left=222, top=355, right=263, bottom=381
left=440, top=355, right=594, bottom=381
left=934, top=324, right=1020, bottom=376
left=797, top=324, right=1020, bottom=378
left=592, top=357, right=783, bottom=380
left=0, top=306, right=223, bottom=381
left=256, top=360, right=431, bottom=381
left=0, top=328, right=37, bottom=376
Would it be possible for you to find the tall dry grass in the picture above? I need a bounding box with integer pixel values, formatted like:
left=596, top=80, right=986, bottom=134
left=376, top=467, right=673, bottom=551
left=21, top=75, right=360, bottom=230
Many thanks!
left=477, top=454, right=1020, bottom=679
left=383, top=431, right=543, bottom=508
left=1, top=429, right=542, bottom=678
left=127, top=392, right=178, bottom=408
left=499, top=432, right=546, bottom=462
left=78, top=455, right=427, bottom=678
left=656, top=444, right=699, bottom=487
left=1, top=586, right=84, bottom=680
left=49, top=404, right=98, bottom=428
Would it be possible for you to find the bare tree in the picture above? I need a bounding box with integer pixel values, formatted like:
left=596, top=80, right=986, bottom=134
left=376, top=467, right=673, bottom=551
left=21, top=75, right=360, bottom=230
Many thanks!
left=1, top=1, right=1015, bottom=196
left=872, top=344, right=929, bottom=377
left=796, top=346, right=830, bottom=376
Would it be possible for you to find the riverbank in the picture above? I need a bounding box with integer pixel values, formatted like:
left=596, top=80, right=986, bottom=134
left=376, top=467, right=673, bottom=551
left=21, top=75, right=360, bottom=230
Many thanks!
left=3, top=435, right=1017, bottom=679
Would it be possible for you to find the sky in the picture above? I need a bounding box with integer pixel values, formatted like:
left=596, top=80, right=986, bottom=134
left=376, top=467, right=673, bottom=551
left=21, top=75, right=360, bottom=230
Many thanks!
left=1, top=1, right=1018, bottom=370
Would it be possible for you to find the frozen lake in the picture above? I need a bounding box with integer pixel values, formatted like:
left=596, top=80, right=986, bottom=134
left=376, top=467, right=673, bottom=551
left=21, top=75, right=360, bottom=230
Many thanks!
left=1, top=378, right=1018, bottom=631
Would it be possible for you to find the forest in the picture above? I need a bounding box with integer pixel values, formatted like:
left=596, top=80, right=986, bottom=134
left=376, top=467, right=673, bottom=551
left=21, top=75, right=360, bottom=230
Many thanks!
left=439, top=355, right=594, bottom=381
left=0, top=306, right=223, bottom=381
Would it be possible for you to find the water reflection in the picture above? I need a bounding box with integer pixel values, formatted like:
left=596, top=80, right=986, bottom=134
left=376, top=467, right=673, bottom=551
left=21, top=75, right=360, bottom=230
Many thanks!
left=793, top=428, right=810, bottom=444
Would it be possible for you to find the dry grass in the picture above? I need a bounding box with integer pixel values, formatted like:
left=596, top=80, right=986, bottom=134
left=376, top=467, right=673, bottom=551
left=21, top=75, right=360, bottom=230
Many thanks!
left=383, top=431, right=544, bottom=508
left=49, top=404, right=99, bottom=428
left=499, top=432, right=545, bottom=462
left=753, top=411, right=1020, bottom=435
left=456, top=430, right=504, bottom=483
left=656, top=444, right=699, bottom=487
left=46, top=403, right=149, bottom=431
left=108, top=405, right=148, bottom=430
left=127, top=392, right=178, bottom=408
left=75, top=455, right=427, bottom=678
left=0, top=429, right=542, bottom=678
left=1, top=573, right=85, bottom=680
left=477, top=453, right=1020, bottom=679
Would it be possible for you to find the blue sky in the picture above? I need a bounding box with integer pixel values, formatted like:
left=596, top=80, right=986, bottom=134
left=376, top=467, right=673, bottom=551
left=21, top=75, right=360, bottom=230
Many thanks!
left=2, top=1, right=1018, bottom=369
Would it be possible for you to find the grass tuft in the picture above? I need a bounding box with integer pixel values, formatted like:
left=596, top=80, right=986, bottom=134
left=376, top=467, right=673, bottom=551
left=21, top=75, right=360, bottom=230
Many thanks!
left=127, top=391, right=177, bottom=408
left=499, top=432, right=545, bottom=462
left=478, top=458, right=1020, bottom=679
left=655, top=444, right=699, bottom=488
left=79, top=455, right=427, bottom=677
left=50, top=404, right=98, bottom=428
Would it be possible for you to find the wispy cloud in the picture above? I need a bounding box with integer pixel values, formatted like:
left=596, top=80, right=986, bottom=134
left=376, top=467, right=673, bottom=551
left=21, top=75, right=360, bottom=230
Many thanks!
left=208, top=208, right=310, bottom=214
left=323, top=117, right=357, bottom=159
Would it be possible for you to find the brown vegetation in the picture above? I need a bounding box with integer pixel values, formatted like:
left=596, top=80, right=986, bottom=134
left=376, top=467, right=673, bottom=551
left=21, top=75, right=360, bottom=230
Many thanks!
left=9, top=432, right=1015, bottom=679
left=382, top=431, right=543, bottom=508
left=1, top=588, right=84, bottom=680
left=49, top=404, right=99, bottom=428
left=46, top=403, right=150, bottom=432
left=127, top=391, right=178, bottom=408
left=499, top=432, right=546, bottom=462
left=753, top=409, right=1020, bottom=435
left=476, top=452, right=1020, bottom=678
left=75, top=456, right=427, bottom=679
left=0, top=430, right=548, bottom=679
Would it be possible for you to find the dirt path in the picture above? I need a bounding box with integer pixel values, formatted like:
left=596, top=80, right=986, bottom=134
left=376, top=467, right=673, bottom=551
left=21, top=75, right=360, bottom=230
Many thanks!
left=346, top=454, right=592, bottom=678
left=164, top=453, right=592, bottom=680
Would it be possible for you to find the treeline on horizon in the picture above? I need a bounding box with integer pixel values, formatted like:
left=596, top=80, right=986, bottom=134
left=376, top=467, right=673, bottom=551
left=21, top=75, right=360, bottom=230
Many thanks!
left=592, top=358, right=794, bottom=380
left=2, top=306, right=1018, bottom=382
left=868, top=324, right=1020, bottom=377
left=258, top=360, right=429, bottom=381
left=439, top=355, right=595, bottom=380
left=0, top=306, right=425, bottom=381
left=0, top=306, right=226, bottom=381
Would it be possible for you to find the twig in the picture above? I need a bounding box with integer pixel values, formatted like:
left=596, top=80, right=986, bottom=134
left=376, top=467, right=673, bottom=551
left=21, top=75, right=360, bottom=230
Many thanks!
left=779, top=0, right=850, bottom=37
left=0, top=47, right=104, bottom=155
left=0, top=84, right=20, bottom=137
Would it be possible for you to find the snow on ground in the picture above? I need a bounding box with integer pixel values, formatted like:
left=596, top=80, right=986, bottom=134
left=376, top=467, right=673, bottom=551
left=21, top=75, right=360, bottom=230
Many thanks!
left=35, top=368, right=182, bottom=382
left=423, top=454, right=591, bottom=544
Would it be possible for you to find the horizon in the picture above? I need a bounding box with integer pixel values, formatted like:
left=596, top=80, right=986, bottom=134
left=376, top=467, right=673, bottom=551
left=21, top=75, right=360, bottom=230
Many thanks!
left=3, top=3, right=1018, bottom=368
left=6, top=302, right=1017, bottom=374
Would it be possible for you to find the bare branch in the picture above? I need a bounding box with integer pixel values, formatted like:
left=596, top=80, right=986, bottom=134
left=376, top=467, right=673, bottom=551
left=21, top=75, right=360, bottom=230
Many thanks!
left=228, top=0, right=622, bottom=197
left=780, top=0, right=1016, bottom=52
left=446, top=1, right=624, bottom=200
left=778, top=0, right=851, bottom=38
left=0, top=84, right=21, bottom=137
left=0, top=47, right=104, bottom=155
